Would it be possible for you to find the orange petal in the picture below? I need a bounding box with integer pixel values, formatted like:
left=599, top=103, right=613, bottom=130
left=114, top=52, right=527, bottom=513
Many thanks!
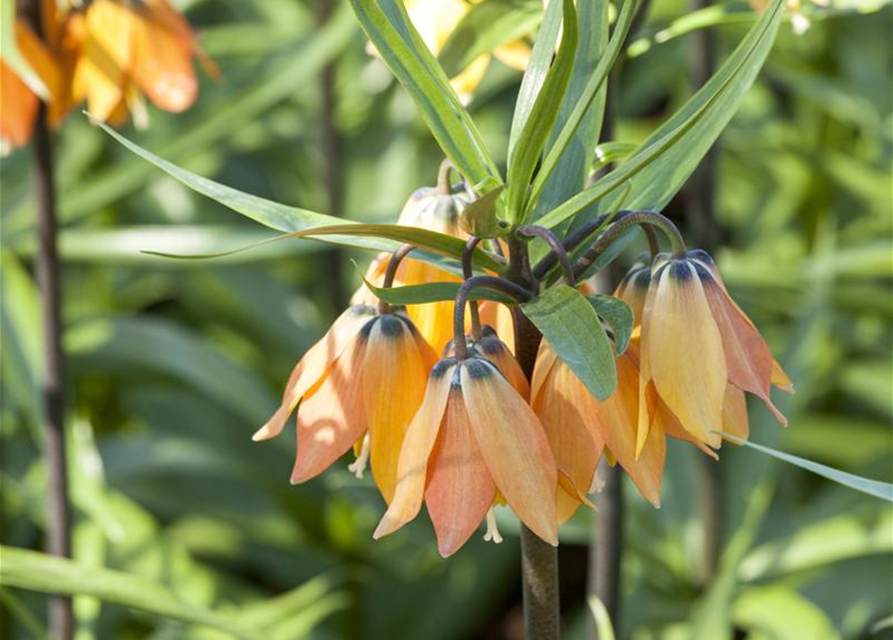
left=478, top=302, right=515, bottom=352
left=290, top=335, right=369, bottom=484
left=640, top=260, right=726, bottom=448
left=771, top=358, right=794, bottom=394
left=0, top=60, right=38, bottom=147
left=531, top=342, right=604, bottom=506
left=594, top=352, right=664, bottom=506
left=460, top=359, right=558, bottom=545
left=363, top=315, right=435, bottom=503
left=254, top=305, right=375, bottom=441
left=700, top=271, right=786, bottom=426
left=374, top=361, right=454, bottom=539
left=350, top=252, right=392, bottom=306
left=614, top=264, right=651, bottom=327
left=425, top=392, right=497, bottom=557
left=474, top=328, right=529, bottom=398
left=722, top=384, right=749, bottom=441
left=131, top=7, right=198, bottom=112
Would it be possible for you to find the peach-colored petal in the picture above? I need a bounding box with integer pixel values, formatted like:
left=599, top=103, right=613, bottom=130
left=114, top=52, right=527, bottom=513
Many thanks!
left=254, top=305, right=375, bottom=441
left=640, top=260, right=726, bottom=448
left=374, top=362, right=454, bottom=539
left=461, top=359, right=558, bottom=545
left=771, top=358, right=794, bottom=394
left=363, top=315, right=434, bottom=503
left=351, top=252, right=393, bottom=306
left=474, top=330, right=529, bottom=398
left=425, top=393, right=497, bottom=557
left=290, top=335, right=369, bottom=484
left=531, top=343, right=604, bottom=506
left=530, top=339, right=560, bottom=402
left=131, top=5, right=197, bottom=112
left=722, top=384, right=749, bottom=440
left=594, top=352, right=664, bottom=506
left=700, top=273, right=786, bottom=426
left=614, top=265, right=651, bottom=327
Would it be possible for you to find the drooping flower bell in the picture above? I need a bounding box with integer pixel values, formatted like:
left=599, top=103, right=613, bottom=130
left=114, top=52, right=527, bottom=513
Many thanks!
left=374, top=354, right=558, bottom=557
left=354, top=183, right=471, bottom=353
left=635, top=249, right=792, bottom=452
left=71, top=0, right=218, bottom=125
left=531, top=340, right=667, bottom=520
left=254, top=305, right=437, bottom=503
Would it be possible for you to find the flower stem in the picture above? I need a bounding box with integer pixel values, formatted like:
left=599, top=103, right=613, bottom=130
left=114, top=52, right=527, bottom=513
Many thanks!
left=376, top=244, right=415, bottom=314
left=572, top=211, right=686, bottom=280
left=510, top=306, right=559, bottom=640
left=436, top=158, right=454, bottom=195
left=518, top=225, right=575, bottom=286
left=33, top=93, right=73, bottom=640
left=452, top=276, right=532, bottom=360
left=462, top=237, right=483, bottom=339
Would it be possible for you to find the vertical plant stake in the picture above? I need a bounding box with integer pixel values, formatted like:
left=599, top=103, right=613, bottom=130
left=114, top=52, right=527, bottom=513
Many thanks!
left=100, top=0, right=799, bottom=637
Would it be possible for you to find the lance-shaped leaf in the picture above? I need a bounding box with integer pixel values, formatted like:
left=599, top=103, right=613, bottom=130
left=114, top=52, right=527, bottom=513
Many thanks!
left=438, top=0, right=543, bottom=78
left=362, top=279, right=516, bottom=306
left=99, top=125, right=504, bottom=271
left=537, top=0, right=786, bottom=229
left=526, top=0, right=636, bottom=218
left=507, top=0, right=578, bottom=220
left=349, top=0, right=500, bottom=186
left=587, top=294, right=633, bottom=355
left=459, top=186, right=508, bottom=238
left=723, top=434, right=893, bottom=503
left=522, top=284, right=615, bottom=400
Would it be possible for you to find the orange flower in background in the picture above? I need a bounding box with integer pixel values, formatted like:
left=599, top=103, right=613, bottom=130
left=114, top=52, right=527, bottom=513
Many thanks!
left=254, top=306, right=437, bottom=503
left=635, top=250, right=792, bottom=453
left=0, top=0, right=214, bottom=150
left=0, top=13, right=65, bottom=150
left=375, top=356, right=557, bottom=557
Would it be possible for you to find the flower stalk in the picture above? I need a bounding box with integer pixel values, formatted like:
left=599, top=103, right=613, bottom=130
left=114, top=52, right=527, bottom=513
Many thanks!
left=377, top=244, right=415, bottom=314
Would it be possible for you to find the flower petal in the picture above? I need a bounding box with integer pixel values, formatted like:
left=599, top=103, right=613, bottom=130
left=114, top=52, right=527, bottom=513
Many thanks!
left=475, top=330, right=529, bottom=398
left=363, top=315, right=434, bottom=503
left=374, top=362, right=454, bottom=539
left=700, top=272, right=786, bottom=426
left=290, top=334, right=369, bottom=484
left=425, top=392, right=497, bottom=557
left=531, top=344, right=604, bottom=510
left=722, top=384, right=749, bottom=440
left=641, top=260, right=726, bottom=448
left=254, top=305, right=375, bottom=441
left=594, top=352, right=664, bottom=507
left=461, top=359, right=558, bottom=545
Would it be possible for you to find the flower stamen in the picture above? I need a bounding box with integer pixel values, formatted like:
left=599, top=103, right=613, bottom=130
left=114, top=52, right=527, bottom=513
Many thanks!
left=483, top=507, right=503, bottom=544
left=348, top=434, right=371, bottom=479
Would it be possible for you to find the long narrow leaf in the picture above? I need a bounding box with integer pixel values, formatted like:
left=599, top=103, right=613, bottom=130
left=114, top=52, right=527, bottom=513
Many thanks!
left=507, top=0, right=578, bottom=220
left=508, top=0, right=564, bottom=163
left=537, top=0, right=786, bottom=229
left=723, top=434, right=893, bottom=503
left=0, top=546, right=265, bottom=640
left=526, top=0, right=638, bottom=217
left=350, top=0, right=500, bottom=185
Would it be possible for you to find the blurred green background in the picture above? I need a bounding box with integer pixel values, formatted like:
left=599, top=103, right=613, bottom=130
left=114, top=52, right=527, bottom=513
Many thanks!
left=1, top=0, right=891, bottom=639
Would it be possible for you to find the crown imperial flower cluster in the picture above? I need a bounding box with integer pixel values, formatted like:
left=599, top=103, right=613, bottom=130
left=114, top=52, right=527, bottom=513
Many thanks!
left=256, top=168, right=792, bottom=558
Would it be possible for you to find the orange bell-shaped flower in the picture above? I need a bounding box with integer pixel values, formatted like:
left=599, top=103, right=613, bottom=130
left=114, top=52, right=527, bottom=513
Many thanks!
left=375, top=355, right=558, bottom=557
left=255, top=306, right=436, bottom=503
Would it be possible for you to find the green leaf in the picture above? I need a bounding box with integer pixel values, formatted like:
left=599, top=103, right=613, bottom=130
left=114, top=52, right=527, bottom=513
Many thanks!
left=537, top=0, right=786, bottom=229
left=587, top=294, right=633, bottom=355
left=722, top=434, right=893, bottom=503
left=507, top=0, right=578, bottom=219
left=0, top=546, right=265, bottom=640
left=438, top=0, right=543, bottom=78
left=508, top=0, right=563, bottom=163
left=732, top=586, right=843, bottom=640
left=521, top=284, right=615, bottom=400
left=587, top=596, right=616, bottom=640
left=527, top=0, right=637, bottom=217
left=459, top=186, right=508, bottom=238
left=97, top=123, right=389, bottom=249
left=349, top=0, right=500, bottom=185
left=361, top=278, right=516, bottom=306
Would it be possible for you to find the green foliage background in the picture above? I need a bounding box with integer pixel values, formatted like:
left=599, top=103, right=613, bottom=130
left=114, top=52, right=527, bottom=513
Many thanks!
left=1, top=0, right=891, bottom=638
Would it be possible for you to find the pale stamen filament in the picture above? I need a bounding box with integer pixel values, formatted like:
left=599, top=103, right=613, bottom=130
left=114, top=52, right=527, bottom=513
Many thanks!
left=348, top=434, right=371, bottom=479
left=483, top=507, right=503, bottom=544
